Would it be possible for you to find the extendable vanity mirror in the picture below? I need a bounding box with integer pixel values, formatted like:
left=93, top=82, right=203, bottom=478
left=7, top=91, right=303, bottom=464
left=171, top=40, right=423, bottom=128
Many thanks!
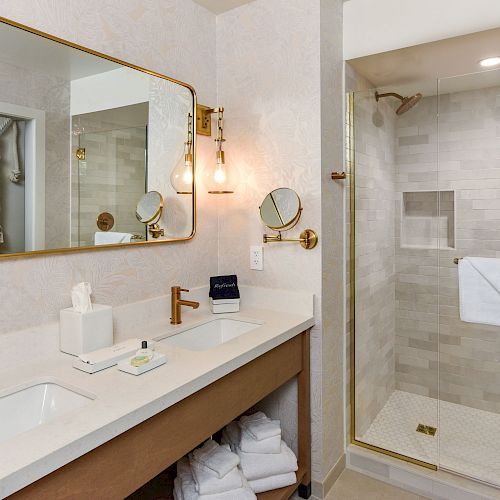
left=0, top=17, right=196, bottom=258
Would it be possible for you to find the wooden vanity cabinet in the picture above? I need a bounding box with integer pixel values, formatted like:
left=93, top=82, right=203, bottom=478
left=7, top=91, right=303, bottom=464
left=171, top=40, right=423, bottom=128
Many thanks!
left=9, top=330, right=311, bottom=500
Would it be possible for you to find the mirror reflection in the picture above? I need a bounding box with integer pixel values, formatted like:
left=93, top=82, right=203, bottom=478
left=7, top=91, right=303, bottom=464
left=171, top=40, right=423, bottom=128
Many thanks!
left=136, top=191, right=163, bottom=224
left=0, top=20, right=195, bottom=257
left=260, top=188, right=301, bottom=230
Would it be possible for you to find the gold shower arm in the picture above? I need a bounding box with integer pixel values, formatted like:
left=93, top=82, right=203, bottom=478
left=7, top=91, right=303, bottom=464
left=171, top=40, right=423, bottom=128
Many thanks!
left=375, top=91, right=404, bottom=101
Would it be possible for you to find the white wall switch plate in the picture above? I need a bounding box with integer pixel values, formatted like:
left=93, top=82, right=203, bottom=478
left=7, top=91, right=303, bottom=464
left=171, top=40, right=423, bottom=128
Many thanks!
left=250, top=245, right=264, bottom=271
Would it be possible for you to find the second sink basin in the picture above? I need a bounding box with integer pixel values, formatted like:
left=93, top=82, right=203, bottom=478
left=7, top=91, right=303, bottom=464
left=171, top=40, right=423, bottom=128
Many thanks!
left=0, top=380, right=94, bottom=443
left=159, top=318, right=261, bottom=351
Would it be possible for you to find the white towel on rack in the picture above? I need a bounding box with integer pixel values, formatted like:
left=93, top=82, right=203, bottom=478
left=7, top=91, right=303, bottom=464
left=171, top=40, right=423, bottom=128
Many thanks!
left=94, top=231, right=133, bottom=245
left=248, top=472, right=297, bottom=493
left=459, top=257, right=500, bottom=326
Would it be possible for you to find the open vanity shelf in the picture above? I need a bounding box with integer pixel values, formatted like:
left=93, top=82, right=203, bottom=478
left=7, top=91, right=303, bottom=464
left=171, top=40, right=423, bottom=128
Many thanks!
left=8, top=331, right=311, bottom=500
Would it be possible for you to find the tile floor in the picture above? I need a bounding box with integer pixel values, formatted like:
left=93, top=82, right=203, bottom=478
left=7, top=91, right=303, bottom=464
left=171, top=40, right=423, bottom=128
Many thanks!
left=326, top=469, right=428, bottom=500
left=360, top=390, right=500, bottom=487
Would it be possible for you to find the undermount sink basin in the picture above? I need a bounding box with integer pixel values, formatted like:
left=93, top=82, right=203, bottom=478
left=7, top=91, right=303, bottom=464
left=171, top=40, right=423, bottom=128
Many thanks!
left=0, top=380, right=94, bottom=443
left=159, top=318, right=262, bottom=351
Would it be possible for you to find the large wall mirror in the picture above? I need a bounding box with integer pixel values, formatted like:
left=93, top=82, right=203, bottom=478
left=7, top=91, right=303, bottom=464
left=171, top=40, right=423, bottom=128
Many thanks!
left=0, top=17, right=196, bottom=258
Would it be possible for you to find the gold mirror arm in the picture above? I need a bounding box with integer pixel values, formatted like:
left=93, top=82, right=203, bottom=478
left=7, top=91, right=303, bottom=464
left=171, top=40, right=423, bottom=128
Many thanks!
left=263, top=229, right=318, bottom=250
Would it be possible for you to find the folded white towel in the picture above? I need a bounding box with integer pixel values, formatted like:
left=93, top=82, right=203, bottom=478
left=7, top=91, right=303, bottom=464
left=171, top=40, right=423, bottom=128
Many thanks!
left=177, top=457, right=256, bottom=500
left=241, top=428, right=282, bottom=454
left=240, top=413, right=281, bottom=441
left=237, top=441, right=298, bottom=481
left=459, top=257, right=500, bottom=326
left=240, top=411, right=267, bottom=424
left=191, top=439, right=240, bottom=479
left=94, top=231, right=133, bottom=245
left=221, top=421, right=240, bottom=453
left=223, top=421, right=281, bottom=454
left=248, top=472, right=297, bottom=493
left=174, top=477, right=183, bottom=500
left=189, top=458, right=242, bottom=495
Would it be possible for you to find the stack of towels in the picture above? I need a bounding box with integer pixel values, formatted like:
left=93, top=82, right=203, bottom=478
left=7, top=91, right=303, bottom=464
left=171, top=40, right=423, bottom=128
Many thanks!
left=173, top=439, right=256, bottom=500
left=222, top=412, right=298, bottom=494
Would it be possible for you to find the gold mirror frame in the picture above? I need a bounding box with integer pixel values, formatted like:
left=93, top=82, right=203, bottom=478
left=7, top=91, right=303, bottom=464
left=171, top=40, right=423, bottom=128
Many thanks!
left=0, top=16, right=197, bottom=260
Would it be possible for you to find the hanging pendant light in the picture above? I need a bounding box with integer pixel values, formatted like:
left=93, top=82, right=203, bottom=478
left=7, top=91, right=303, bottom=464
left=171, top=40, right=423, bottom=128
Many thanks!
left=203, top=107, right=236, bottom=194
left=170, top=112, right=194, bottom=194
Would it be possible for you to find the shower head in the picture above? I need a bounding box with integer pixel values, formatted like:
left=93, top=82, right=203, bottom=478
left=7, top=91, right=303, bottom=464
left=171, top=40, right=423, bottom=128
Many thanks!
left=375, top=91, right=423, bottom=115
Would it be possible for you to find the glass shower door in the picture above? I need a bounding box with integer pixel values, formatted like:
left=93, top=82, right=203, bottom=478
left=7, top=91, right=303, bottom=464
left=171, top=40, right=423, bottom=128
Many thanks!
left=350, top=85, right=440, bottom=468
left=437, top=68, right=500, bottom=486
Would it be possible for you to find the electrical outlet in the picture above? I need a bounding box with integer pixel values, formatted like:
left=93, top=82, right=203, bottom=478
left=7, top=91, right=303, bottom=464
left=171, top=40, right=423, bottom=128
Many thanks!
left=250, top=245, right=264, bottom=271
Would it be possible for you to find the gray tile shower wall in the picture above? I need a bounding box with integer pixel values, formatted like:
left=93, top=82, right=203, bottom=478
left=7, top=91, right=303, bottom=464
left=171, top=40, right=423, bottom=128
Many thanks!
left=395, top=86, right=500, bottom=413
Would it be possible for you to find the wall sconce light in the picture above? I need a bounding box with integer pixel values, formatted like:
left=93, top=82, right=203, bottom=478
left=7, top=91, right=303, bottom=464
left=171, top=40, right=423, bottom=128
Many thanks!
left=170, top=113, right=194, bottom=194
left=196, top=105, right=237, bottom=194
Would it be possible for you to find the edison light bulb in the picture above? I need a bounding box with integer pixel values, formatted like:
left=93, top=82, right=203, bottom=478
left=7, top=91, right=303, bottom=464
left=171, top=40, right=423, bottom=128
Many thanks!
left=170, top=152, right=193, bottom=194
left=214, top=164, right=226, bottom=184
left=203, top=150, right=237, bottom=194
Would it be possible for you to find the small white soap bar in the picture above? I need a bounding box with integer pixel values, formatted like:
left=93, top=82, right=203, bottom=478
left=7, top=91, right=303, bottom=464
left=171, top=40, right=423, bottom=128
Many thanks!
left=118, top=352, right=167, bottom=376
left=60, top=304, right=113, bottom=356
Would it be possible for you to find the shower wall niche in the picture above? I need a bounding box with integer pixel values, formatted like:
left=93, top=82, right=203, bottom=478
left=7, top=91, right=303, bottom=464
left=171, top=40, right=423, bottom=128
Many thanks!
left=400, top=190, right=455, bottom=249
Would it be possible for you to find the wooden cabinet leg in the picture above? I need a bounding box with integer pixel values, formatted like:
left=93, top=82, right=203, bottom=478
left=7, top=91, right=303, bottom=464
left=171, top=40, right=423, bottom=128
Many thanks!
left=297, top=330, right=311, bottom=499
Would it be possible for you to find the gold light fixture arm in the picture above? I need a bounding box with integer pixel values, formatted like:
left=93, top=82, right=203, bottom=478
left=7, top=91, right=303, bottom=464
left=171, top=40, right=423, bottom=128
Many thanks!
left=263, top=229, right=318, bottom=250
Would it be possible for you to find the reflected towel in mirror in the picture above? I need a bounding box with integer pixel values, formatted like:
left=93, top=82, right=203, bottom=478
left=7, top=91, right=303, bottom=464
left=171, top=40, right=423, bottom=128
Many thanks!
left=94, top=232, right=133, bottom=245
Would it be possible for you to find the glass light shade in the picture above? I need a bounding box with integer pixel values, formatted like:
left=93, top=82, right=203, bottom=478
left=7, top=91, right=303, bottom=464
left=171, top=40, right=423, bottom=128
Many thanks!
left=170, top=153, right=193, bottom=194
left=203, top=151, right=237, bottom=194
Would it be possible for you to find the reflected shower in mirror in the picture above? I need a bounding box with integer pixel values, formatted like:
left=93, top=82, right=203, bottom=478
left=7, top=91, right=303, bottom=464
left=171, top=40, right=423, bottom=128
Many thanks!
left=0, top=18, right=195, bottom=257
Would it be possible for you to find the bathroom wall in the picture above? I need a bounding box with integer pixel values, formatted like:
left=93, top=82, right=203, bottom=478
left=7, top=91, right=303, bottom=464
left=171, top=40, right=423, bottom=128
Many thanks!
left=0, top=1, right=346, bottom=492
left=0, top=60, right=70, bottom=250
left=347, top=77, right=397, bottom=436
left=0, top=0, right=218, bottom=333
left=216, top=0, right=345, bottom=486
left=395, top=86, right=500, bottom=413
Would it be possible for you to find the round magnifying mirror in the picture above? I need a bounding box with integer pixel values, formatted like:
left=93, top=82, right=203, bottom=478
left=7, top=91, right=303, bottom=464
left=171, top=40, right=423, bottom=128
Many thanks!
left=136, top=191, right=163, bottom=224
left=260, top=188, right=301, bottom=231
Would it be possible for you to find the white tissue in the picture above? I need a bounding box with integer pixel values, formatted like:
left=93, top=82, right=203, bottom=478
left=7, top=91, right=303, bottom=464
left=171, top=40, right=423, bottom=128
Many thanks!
left=71, top=282, right=93, bottom=313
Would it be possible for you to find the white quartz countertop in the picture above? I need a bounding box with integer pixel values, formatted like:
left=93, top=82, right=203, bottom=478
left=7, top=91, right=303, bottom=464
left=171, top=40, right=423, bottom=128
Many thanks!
left=0, top=286, right=314, bottom=498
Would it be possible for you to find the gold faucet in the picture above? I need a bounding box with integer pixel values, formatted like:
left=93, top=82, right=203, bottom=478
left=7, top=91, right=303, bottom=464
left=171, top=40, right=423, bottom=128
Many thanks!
left=171, top=286, right=200, bottom=325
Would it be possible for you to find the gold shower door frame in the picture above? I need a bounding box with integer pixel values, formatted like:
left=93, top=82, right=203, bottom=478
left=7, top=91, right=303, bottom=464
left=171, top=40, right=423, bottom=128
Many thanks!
left=347, top=91, right=437, bottom=471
